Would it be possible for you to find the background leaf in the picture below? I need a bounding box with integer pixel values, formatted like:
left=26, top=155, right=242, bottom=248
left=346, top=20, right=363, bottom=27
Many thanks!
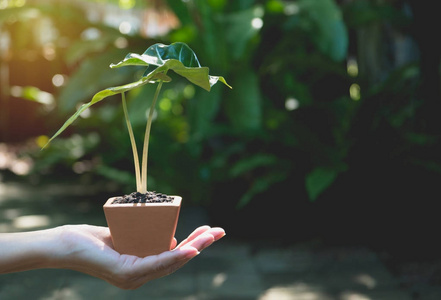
left=305, top=167, right=339, bottom=202
left=293, top=0, right=348, bottom=62
left=224, top=68, right=261, bottom=130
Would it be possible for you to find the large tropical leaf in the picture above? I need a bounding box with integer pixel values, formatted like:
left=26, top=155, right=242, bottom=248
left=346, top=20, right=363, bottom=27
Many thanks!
left=45, top=42, right=230, bottom=147
left=111, top=43, right=231, bottom=91
left=111, top=42, right=202, bottom=68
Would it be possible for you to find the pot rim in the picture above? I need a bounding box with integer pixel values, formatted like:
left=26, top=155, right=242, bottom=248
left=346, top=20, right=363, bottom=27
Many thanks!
left=103, top=195, right=182, bottom=207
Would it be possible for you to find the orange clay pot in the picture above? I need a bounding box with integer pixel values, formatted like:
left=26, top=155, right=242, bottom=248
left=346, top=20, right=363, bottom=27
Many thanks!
left=103, top=196, right=182, bottom=257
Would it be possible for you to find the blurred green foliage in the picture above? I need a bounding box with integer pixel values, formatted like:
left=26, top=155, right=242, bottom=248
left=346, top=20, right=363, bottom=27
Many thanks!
left=2, top=0, right=440, bottom=218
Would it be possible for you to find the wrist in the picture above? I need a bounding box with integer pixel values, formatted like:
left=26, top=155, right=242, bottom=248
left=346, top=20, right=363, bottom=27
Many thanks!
left=0, top=227, right=63, bottom=273
left=41, top=226, right=69, bottom=268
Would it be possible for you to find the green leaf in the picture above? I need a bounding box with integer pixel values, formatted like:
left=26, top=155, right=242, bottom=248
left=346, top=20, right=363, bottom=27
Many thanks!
left=305, top=167, right=338, bottom=202
left=144, top=60, right=212, bottom=91
left=210, top=76, right=231, bottom=89
left=110, top=43, right=201, bottom=69
left=295, top=0, right=348, bottom=62
left=221, top=6, right=262, bottom=60
left=109, top=54, right=151, bottom=68
left=225, top=68, right=261, bottom=130
left=230, top=154, right=278, bottom=177
left=188, top=86, right=222, bottom=140
left=236, top=172, right=286, bottom=209
left=145, top=42, right=202, bottom=68
left=12, top=86, right=54, bottom=105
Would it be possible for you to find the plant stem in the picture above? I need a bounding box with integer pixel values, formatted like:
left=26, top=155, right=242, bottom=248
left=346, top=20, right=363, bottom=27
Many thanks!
left=140, top=80, right=164, bottom=193
left=122, top=92, right=142, bottom=192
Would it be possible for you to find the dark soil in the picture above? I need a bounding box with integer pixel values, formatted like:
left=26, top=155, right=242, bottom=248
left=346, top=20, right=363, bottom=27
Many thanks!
left=111, top=191, right=174, bottom=204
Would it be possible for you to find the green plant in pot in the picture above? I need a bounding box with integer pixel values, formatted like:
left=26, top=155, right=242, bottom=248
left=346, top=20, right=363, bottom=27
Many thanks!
left=45, top=42, right=231, bottom=257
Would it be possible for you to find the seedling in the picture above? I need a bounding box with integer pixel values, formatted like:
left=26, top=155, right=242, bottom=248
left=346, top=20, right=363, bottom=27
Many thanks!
left=46, top=42, right=230, bottom=193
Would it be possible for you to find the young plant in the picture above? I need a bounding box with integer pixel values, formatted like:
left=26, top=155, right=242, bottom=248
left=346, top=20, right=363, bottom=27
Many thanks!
left=46, top=42, right=231, bottom=193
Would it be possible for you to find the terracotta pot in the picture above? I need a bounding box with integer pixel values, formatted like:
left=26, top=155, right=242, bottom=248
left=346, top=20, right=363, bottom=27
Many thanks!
left=103, top=196, right=182, bottom=257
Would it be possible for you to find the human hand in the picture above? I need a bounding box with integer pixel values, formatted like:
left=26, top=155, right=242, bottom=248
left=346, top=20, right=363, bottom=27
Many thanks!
left=55, top=224, right=225, bottom=289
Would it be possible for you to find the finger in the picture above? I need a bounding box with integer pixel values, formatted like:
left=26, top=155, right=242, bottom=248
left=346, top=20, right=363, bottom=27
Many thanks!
left=155, top=252, right=195, bottom=276
left=171, top=238, right=177, bottom=249
left=142, top=246, right=199, bottom=276
left=183, top=227, right=225, bottom=248
left=181, top=232, right=215, bottom=252
left=186, top=227, right=226, bottom=251
left=152, top=245, right=199, bottom=266
left=127, top=246, right=199, bottom=287
left=177, top=225, right=211, bottom=248
left=185, top=225, right=211, bottom=242
left=177, top=227, right=226, bottom=251
left=208, top=227, right=226, bottom=241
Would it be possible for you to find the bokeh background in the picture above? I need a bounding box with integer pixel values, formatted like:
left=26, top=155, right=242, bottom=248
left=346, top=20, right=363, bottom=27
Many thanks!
left=1, top=0, right=441, bottom=298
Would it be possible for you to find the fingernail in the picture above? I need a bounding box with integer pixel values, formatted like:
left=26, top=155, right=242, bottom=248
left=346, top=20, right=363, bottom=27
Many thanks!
left=211, top=228, right=226, bottom=240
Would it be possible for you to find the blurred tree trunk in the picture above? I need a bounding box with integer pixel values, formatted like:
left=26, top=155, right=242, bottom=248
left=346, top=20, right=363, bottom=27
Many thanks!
left=355, top=0, right=441, bottom=134
left=408, top=0, right=441, bottom=134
